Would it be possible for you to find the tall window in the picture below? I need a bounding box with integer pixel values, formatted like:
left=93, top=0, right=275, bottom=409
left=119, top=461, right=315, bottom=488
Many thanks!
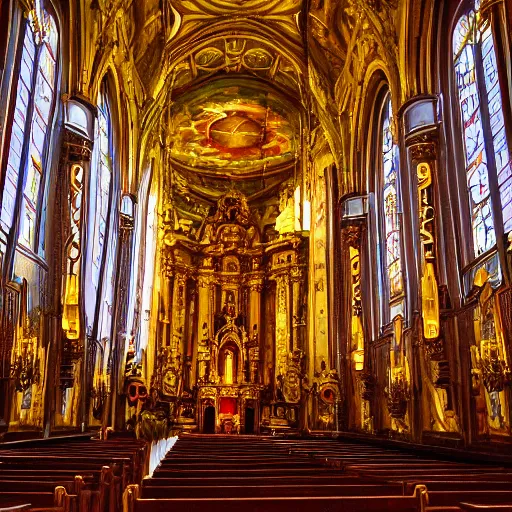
left=84, top=81, right=118, bottom=346
left=453, top=1, right=512, bottom=259
left=380, top=95, right=404, bottom=315
left=91, top=88, right=113, bottom=291
left=0, top=6, right=58, bottom=248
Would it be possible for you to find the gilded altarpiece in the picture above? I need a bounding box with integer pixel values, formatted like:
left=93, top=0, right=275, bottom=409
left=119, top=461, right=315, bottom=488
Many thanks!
left=129, top=188, right=338, bottom=435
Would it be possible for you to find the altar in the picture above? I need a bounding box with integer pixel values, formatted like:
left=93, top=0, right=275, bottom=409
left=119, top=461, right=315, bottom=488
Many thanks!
left=126, top=188, right=340, bottom=436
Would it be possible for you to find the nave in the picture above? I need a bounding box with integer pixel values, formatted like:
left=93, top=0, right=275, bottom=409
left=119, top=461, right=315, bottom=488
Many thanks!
left=1, top=434, right=512, bottom=511
left=132, top=436, right=512, bottom=512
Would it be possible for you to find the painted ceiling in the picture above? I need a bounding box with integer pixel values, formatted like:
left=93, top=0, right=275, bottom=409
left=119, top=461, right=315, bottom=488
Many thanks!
left=168, top=79, right=300, bottom=174
left=170, top=0, right=302, bottom=16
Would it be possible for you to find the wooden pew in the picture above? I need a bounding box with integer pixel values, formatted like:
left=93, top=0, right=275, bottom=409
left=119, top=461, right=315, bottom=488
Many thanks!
left=140, top=483, right=406, bottom=499
left=460, top=505, right=512, bottom=511
left=0, top=505, right=31, bottom=512
left=0, top=440, right=147, bottom=487
left=0, top=486, right=76, bottom=512
left=124, top=483, right=427, bottom=512
left=0, top=437, right=148, bottom=512
left=404, top=481, right=512, bottom=494
left=158, top=460, right=321, bottom=469
left=427, top=491, right=512, bottom=508
left=144, top=475, right=377, bottom=486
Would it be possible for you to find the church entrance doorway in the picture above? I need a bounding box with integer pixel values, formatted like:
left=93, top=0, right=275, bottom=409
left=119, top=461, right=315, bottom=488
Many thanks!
left=204, top=406, right=216, bottom=433
left=245, top=407, right=255, bottom=434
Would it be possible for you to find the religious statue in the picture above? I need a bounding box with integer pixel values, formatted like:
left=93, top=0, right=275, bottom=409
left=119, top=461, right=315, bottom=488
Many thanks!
left=225, top=351, right=234, bottom=385
left=275, top=185, right=295, bottom=235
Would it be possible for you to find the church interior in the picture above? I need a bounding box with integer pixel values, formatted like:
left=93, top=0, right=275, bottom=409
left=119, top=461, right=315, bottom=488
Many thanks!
left=0, top=0, right=512, bottom=510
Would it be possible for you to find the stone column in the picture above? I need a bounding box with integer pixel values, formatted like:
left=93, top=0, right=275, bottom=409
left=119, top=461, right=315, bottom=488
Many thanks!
left=111, top=209, right=135, bottom=429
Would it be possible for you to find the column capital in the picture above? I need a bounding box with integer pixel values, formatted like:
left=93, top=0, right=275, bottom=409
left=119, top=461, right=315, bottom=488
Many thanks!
left=408, top=136, right=437, bottom=162
left=341, top=225, right=362, bottom=247
left=62, top=128, right=93, bottom=163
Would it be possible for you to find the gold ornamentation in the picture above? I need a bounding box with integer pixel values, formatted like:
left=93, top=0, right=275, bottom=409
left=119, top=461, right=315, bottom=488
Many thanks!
left=171, top=0, right=301, bottom=16
left=417, top=161, right=440, bottom=343
left=199, top=387, right=218, bottom=399
left=472, top=269, right=510, bottom=434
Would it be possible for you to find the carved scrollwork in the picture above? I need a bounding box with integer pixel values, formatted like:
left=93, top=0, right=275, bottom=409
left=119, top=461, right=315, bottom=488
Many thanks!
left=360, top=371, right=375, bottom=401
left=199, top=387, right=217, bottom=399
left=341, top=225, right=362, bottom=248
left=481, top=360, right=511, bottom=394
left=220, top=387, right=239, bottom=398
left=387, top=374, right=409, bottom=420
left=408, top=137, right=436, bottom=162
left=62, top=129, right=93, bottom=162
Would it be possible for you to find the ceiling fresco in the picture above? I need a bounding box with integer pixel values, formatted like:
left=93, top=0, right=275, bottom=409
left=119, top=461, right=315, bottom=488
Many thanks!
left=170, top=0, right=302, bottom=16
left=168, top=79, right=300, bottom=173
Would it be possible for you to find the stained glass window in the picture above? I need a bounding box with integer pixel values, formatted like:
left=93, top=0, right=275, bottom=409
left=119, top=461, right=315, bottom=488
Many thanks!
left=0, top=7, right=58, bottom=247
left=1, top=21, right=36, bottom=233
left=381, top=97, right=404, bottom=300
left=91, top=90, right=113, bottom=290
left=453, top=2, right=512, bottom=257
left=83, top=81, right=118, bottom=345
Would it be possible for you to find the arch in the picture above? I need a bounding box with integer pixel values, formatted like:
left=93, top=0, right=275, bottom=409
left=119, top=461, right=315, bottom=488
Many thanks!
left=217, top=331, right=244, bottom=385
left=84, top=73, right=122, bottom=354
left=363, top=81, right=407, bottom=330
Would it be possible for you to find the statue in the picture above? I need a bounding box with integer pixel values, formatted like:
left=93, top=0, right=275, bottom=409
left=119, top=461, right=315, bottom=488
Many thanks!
left=275, top=185, right=295, bottom=235
left=225, top=351, right=234, bottom=385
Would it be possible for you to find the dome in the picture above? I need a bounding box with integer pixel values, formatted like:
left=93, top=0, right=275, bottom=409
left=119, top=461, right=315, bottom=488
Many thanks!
left=210, top=114, right=262, bottom=149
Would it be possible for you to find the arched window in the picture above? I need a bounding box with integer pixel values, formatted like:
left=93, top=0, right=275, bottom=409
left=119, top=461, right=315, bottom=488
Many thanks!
left=0, top=5, right=59, bottom=249
left=84, top=80, right=118, bottom=340
left=92, top=88, right=113, bottom=290
left=376, top=93, right=404, bottom=324
left=452, top=0, right=512, bottom=260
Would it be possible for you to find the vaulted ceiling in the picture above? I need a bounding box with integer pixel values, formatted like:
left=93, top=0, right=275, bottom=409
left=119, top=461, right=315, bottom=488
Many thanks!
left=131, top=0, right=309, bottom=214
left=79, top=0, right=404, bottom=200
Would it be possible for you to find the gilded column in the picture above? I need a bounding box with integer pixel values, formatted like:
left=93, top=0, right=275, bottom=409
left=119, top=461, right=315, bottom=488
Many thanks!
left=402, top=96, right=457, bottom=434
left=195, top=269, right=213, bottom=384
left=58, top=121, right=93, bottom=430
left=291, top=269, right=303, bottom=352
left=248, top=276, right=263, bottom=383
left=275, top=274, right=290, bottom=385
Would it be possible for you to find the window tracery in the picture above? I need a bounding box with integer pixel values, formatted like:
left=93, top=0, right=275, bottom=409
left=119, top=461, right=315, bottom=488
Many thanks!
left=380, top=95, right=404, bottom=315
left=0, top=6, right=58, bottom=248
left=91, top=91, right=113, bottom=290
left=453, top=0, right=512, bottom=258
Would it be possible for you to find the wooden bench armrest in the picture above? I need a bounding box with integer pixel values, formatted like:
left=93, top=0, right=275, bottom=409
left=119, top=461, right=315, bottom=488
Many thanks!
left=460, top=504, right=512, bottom=511
left=0, top=505, right=31, bottom=512
left=53, top=486, right=77, bottom=512
left=411, top=484, right=429, bottom=512
left=122, top=486, right=139, bottom=512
